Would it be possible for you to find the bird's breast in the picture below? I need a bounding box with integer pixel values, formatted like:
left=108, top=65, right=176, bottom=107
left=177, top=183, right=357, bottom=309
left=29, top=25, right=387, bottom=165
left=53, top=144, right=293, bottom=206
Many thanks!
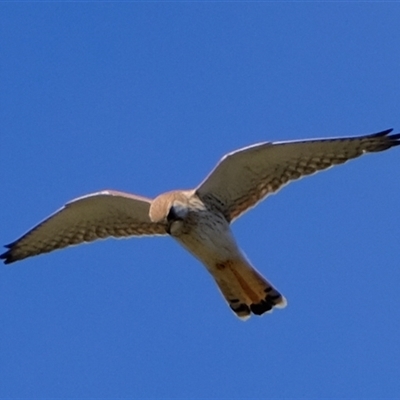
left=173, top=210, right=240, bottom=265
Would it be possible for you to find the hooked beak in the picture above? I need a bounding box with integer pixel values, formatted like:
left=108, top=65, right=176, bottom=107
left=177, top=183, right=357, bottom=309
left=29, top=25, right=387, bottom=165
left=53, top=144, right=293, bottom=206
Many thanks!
left=167, top=206, right=182, bottom=223
left=166, top=206, right=183, bottom=235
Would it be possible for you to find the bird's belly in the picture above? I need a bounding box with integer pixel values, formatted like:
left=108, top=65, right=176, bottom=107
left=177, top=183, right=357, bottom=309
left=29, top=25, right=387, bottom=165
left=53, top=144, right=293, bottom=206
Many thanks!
left=174, top=218, right=240, bottom=266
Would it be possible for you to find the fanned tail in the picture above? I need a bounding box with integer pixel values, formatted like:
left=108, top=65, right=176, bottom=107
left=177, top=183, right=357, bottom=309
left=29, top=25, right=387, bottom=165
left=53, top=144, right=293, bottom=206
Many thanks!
left=213, top=257, right=287, bottom=320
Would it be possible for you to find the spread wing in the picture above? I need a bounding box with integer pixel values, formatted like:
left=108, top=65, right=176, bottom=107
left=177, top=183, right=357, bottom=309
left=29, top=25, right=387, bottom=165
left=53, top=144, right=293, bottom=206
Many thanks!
left=196, top=129, right=400, bottom=222
left=1, top=190, right=167, bottom=264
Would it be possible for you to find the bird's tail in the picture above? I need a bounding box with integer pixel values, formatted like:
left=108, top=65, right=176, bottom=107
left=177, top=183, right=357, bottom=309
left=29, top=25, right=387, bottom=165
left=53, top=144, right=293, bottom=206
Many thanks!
left=212, top=257, right=287, bottom=320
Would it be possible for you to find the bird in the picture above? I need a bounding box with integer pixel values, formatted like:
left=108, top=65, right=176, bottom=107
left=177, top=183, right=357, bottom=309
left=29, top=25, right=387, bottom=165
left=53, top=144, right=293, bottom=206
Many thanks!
left=1, top=128, right=399, bottom=320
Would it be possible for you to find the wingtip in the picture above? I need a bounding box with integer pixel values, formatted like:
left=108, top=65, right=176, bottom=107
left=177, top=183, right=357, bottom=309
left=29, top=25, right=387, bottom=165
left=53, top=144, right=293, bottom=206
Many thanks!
left=366, top=128, right=400, bottom=152
left=369, top=128, right=393, bottom=138
left=0, top=243, right=20, bottom=264
left=389, top=133, right=400, bottom=141
left=0, top=251, right=13, bottom=264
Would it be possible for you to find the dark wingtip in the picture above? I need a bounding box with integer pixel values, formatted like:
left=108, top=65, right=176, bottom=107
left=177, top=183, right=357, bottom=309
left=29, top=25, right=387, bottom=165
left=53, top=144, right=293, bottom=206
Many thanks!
left=369, top=128, right=393, bottom=138
left=0, top=255, right=11, bottom=264
left=366, top=128, right=400, bottom=152
left=0, top=247, right=17, bottom=264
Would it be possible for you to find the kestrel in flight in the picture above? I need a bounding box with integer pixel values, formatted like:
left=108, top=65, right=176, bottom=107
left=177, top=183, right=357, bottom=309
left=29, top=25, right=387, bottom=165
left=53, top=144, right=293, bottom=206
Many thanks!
left=2, top=129, right=399, bottom=320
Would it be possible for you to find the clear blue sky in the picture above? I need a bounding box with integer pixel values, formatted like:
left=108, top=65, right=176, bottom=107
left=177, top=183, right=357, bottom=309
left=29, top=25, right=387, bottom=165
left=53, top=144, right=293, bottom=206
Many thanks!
left=1, top=3, right=399, bottom=398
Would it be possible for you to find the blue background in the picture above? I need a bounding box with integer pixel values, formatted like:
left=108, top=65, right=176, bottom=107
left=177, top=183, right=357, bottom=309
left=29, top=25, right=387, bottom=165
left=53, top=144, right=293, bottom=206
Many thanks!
left=1, top=3, right=400, bottom=398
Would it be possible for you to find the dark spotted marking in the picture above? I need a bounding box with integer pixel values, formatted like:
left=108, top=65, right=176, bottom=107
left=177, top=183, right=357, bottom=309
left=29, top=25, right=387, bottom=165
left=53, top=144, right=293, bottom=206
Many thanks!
left=250, top=301, right=274, bottom=315
left=215, top=262, right=227, bottom=271
left=230, top=303, right=250, bottom=316
left=269, top=294, right=282, bottom=301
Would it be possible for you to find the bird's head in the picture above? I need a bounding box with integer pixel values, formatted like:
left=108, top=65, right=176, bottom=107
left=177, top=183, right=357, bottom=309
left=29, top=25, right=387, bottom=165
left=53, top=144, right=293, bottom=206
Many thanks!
left=149, top=191, right=192, bottom=236
left=165, top=201, right=189, bottom=235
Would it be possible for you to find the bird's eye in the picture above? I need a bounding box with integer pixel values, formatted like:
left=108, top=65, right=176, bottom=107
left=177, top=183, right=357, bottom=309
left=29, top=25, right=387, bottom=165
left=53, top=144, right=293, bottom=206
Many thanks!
left=167, top=207, right=178, bottom=222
